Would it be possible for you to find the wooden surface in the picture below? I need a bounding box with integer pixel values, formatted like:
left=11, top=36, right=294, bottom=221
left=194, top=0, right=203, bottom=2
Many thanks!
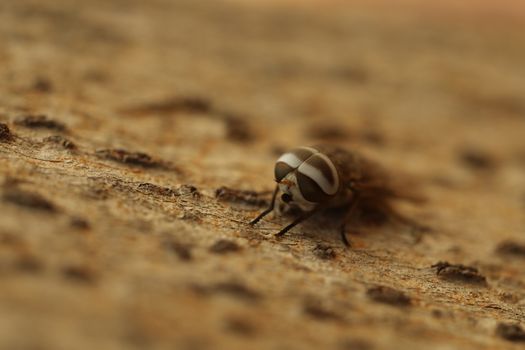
left=1, top=0, right=525, bottom=349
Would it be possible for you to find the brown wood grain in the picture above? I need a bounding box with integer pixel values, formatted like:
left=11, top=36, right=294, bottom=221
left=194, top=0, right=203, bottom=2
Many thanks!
left=1, top=0, right=525, bottom=349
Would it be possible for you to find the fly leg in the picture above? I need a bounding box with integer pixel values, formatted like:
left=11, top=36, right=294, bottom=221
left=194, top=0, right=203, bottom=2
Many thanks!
left=249, top=185, right=279, bottom=226
left=275, top=209, right=319, bottom=237
left=340, top=194, right=360, bottom=247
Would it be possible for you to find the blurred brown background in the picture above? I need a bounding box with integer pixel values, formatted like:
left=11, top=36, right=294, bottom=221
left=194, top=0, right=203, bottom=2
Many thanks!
left=1, top=0, right=525, bottom=349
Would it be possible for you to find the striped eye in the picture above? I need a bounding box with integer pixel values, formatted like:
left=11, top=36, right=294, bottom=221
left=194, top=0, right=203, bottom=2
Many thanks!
left=296, top=172, right=330, bottom=202
left=274, top=162, right=294, bottom=182
left=274, top=147, right=318, bottom=182
left=296, top=153, right=339, bottom=202
left=274, top=146, right=340, bottom=204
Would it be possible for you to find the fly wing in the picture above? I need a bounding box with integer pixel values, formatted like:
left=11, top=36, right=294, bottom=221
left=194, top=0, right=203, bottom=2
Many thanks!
left=315, top=144, right=424, bottom=203
left=354, top=157, right=425, bottom=203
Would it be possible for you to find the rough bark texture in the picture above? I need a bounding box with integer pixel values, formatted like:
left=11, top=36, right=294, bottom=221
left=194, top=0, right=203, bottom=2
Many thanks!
left=1, top=1, right=525, bottom=349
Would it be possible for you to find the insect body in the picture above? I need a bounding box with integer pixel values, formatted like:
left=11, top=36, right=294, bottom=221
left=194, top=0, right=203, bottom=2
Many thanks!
left=249, top=145, right=416, bottom=246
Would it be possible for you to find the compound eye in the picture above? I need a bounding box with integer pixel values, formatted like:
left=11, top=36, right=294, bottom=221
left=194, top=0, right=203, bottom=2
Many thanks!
left=274, top=162, right=294, bottom=182
left=274, top=147, right=317, bottom=182
left=296, top=172, right=330, bottom=203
